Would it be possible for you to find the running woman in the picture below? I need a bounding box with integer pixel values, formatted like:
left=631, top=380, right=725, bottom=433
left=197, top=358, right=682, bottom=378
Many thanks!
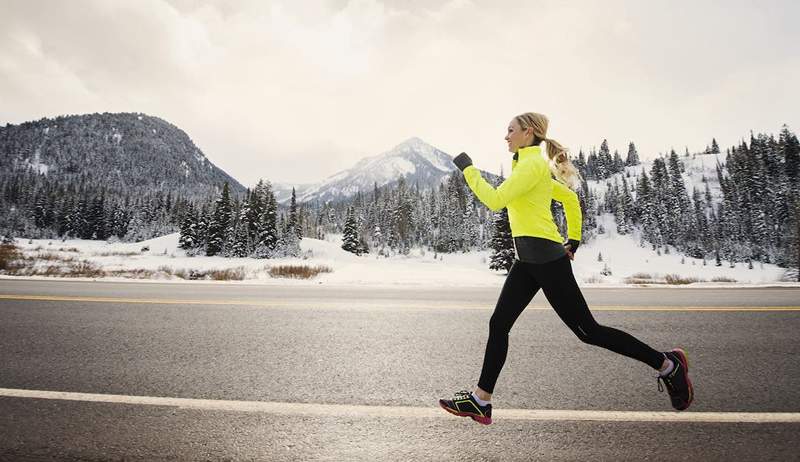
left=438, top=112, right=693, bottom=425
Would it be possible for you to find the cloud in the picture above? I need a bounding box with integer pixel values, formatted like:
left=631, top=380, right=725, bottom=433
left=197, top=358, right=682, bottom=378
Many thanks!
left=1, top=0, right=798, bottom=186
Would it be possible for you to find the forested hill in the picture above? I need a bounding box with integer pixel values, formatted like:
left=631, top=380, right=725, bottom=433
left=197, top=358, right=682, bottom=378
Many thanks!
left=0, top=113, right=246, bottom=241
left=0, top=112, right=245, bottom=198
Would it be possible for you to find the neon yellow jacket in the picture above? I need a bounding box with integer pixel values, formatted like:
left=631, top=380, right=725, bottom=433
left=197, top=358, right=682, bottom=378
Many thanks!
left=462, top=145, right=582, bottom=243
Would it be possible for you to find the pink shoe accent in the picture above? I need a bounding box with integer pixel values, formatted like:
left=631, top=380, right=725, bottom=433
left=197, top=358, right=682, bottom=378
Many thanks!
left=671, top=348, right=694, bottom=408
left=470, top=415, right=492, bottom=425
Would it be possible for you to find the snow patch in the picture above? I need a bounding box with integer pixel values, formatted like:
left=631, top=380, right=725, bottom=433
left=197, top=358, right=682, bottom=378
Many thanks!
left=23, top=149, right=49, bottom=175
left=6, top=222, right=792, bottom=287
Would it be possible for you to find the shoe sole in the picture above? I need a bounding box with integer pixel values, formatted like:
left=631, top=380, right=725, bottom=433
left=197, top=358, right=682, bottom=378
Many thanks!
left=438, top=400, right=492, bottom=425
left=670, top=348, right=694, bottom=410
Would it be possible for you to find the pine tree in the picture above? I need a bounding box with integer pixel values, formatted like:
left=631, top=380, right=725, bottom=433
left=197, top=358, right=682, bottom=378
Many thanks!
left=341, top=206, right=360, bottom=254
left=178, top=203, right=198, bottom=250
left=372, top=225, right=384, bottom=255
left=781, top=125, right=800, bottom=195
left=616, top=176, right=632, bottom=235
left=206, top=182, right=232, bottom=256
left=612, top=150, right=624, bottom=174
left=625, top=142, right=640, bottom=166
left=462, top=189, right=479, bottom=250
left=711, top=138, right=720, bottom=154
left=597, top=140, right=611, bottom=179
left=288, top=187, right=302, bottom=240
left=488, top=207, right=514, bottom=272
left=230, top=219, right=250, bottom=257
left=255, top=182, right=278, bottom=257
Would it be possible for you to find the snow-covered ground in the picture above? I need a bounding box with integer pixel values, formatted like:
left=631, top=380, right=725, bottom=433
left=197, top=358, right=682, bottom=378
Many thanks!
left=3, top=214, right=794, bottom=287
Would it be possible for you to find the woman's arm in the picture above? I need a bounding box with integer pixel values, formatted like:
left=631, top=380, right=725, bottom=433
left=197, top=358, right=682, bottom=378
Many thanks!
left=462, top=158, right=547, bottom=212
left=551, top=178, right=583, bottom=241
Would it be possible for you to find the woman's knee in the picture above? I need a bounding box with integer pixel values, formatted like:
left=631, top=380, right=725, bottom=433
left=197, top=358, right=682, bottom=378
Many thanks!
left=488, top=314, right=512, bottom=336
left=573, top=323, right=602, bottom=345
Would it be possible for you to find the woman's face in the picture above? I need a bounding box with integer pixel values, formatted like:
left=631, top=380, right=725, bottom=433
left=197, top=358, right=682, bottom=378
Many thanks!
left=505, top=118, right=533, bottom=153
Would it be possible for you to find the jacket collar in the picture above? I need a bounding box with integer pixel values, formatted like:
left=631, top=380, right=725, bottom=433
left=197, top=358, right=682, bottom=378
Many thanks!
left=512, top=145, right=541, bottom=162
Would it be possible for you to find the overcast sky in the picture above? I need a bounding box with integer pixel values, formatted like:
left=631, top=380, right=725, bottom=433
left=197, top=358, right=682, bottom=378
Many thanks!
left=1, top=0, right=798, bottom=187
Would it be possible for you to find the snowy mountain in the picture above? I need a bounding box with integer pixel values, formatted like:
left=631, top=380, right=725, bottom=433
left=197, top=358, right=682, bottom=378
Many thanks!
left=274, top=137, right=458, bottom=204
left=0, top=112, right=247, bottom=198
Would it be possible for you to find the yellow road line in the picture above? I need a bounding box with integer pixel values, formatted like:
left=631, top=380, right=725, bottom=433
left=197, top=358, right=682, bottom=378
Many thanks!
left=0, top=294, right=799, bottom=311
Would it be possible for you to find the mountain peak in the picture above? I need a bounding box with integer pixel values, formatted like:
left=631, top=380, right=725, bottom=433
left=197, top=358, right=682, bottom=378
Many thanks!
left=274, top=137, right=457, bottom=204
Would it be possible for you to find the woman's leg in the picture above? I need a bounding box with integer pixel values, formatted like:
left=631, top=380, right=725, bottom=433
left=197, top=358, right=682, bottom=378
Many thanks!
left=477, top=259, right=541, bottom=395
left=533, top=255, right=664, bottom=370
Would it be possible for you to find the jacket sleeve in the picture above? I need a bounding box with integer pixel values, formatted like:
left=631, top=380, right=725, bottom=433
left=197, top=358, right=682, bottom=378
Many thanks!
left=551, top=178, right=583, bottom=241
left=462, top=158, right=545, bottom=212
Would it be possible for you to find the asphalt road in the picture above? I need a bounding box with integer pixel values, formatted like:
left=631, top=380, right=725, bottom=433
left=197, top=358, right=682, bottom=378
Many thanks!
left=1, top=279, right=799, bottom=461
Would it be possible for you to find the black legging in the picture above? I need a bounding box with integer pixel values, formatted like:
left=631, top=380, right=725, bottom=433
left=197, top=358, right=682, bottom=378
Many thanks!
left=478, top=255, right=665, bottom=394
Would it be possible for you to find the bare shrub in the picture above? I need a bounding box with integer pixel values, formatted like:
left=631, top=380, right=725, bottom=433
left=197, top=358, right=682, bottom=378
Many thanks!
left=267, top=264, right=333, bottom=279
left=93, top=251, right=140, bottom=257
left=57, top=247, right=80, bottom=253
left=106, top=269, right=155, bottom=279
left=583, top=274, right=604, bottom=283
left=208, top=267, right=246, bottom=280
left=623, top=278, right=662, bottom=285
left=664, top=274, right=705, bottom=285
left=35, top=251, right=71, bottom=261
left=66, top=261, right=105, bottom=278
left=630, top=272, right=653, bottom=279
left=0, top=244, right=24, bottom=272
left=711, top=276, right=737, bottom=282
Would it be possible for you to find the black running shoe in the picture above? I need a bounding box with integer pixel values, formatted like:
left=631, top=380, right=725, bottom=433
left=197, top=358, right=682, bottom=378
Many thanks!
left=438, top=390, right=492, bottom=425
left=657, top=348, right=694, bottom=411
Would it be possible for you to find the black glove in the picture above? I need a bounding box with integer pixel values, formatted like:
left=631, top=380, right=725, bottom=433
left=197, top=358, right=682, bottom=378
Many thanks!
left=452, top=152, right=473, bottom=171
left=564, top=239, right=580, bottom=257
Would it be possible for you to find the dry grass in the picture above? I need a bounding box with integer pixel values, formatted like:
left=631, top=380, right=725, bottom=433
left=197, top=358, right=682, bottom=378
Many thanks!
left=630, top=272, right=653, bottom=279
left=623, top=277, right=661, bottom=285
left=624, top=272, right=659, bottom=284
left=0, top=242, right=102, bottom=278
left=57, top=247, right=80, bottom=253
left=664, top=274, right=705, bottom=285
left=167, top=267, right=247, bottom=280
left=267, top=264, right=333, bottom=279
left=711, top=276, right=737, bottom=282
left=106, top=268, right=156, bottom=279
left=208, top=267, right=246, bottom=280
left=0, top=244, right=23, bottom=272
left=34, top=251, right=76, bottom=262
left=65, top=261, right=105, bottom=278
left=583, top=274, right=604, bottom=283
left=40, top=265, right=64, bottom=277
left=93, top=251, right=140, bottom=257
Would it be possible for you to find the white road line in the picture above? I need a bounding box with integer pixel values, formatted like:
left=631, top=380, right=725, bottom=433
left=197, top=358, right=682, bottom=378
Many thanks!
left=1, top=388, right=798, bottom=423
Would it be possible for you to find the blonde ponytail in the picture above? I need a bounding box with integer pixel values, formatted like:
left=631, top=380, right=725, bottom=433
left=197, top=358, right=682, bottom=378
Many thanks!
left=514, top=112, right=583, bottom=190
left=544, top=137, right=583, bottom=190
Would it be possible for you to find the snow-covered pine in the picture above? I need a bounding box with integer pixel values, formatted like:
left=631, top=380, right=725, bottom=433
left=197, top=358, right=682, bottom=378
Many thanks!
left=341, top=206, right=360, bottom=255
left=488, top=173, right=514, bottom=272
left=205, top=182, right=232, bottom=257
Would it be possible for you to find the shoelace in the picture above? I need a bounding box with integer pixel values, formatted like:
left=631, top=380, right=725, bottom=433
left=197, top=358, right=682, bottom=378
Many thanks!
left=657, top=371, right=677, bottom=393
left=454, top=390, right=473, bottom=401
